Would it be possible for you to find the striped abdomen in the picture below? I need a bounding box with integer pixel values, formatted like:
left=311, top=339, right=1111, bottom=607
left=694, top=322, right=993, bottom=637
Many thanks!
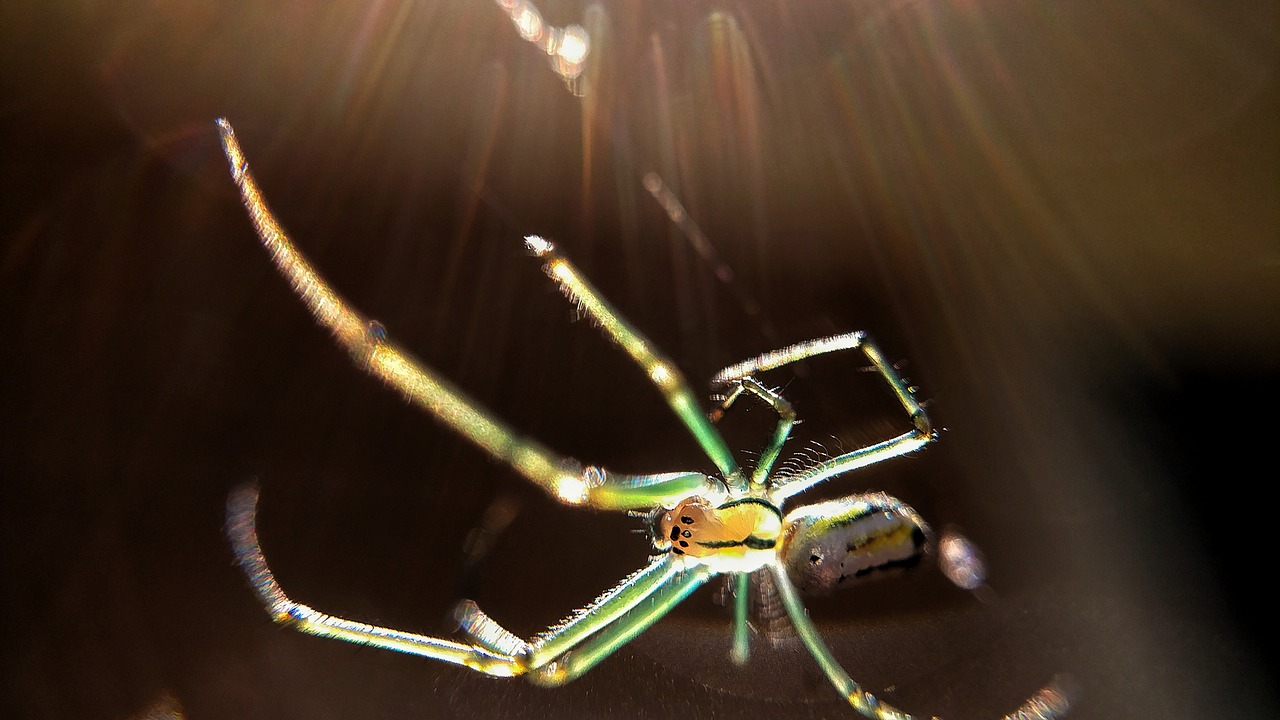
left=779, top=492, right=929, bottom=595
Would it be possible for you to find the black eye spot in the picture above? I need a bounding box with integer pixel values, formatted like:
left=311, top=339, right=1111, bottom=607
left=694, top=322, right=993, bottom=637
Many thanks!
left=679, top=540, right=689, bottom=548
left=672, top=547, right=685, bottom=555
left=681, top=516, right=694, bottom=525
left=681, top=530, right=691, bottom=539
left=810, top=554, right=823, bottom=565
left=670, top=527, right=681, bottom=541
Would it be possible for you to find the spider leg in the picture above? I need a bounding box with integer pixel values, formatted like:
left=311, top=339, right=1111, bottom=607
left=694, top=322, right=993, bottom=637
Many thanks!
left=524, top=236, right=744, bottom=489
left=713, top=377, right=797, bottom=487
left=229, top=482, right=713, bottom=684
left=711, top=332, right=933, bottom=503
left=228, top=483, right=711, bottom=680
left=771, top=563, right=1072, bottom=720
left=217, top=120, right=715, bottom=511
left=459, top=557, right=713, bottom=686
left=225, top=483, right=524, bottom=675
left=770, top=562, right=918, bottom=720
left=731, top=571, right=751, bottom=664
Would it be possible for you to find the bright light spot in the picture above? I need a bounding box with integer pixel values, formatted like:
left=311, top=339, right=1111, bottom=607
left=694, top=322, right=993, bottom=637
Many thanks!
left=939, top=530, right=987, bottom=590
left=551, top=261, right=573, bottom=282
left=649, top=363, right=672, bottom=385
left=557, top=25, right=589, bottom=66
left=513, top=3, right=544, bottom=41
left=524, top=235, right=554, bottom=256
left=555, top=476, right=589, bottom=504
left=494, top=0, right=590, bottom=86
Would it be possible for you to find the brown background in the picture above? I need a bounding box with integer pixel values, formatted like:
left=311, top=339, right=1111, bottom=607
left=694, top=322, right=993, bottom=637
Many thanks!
left=3, top=1, right=1277, bottom=718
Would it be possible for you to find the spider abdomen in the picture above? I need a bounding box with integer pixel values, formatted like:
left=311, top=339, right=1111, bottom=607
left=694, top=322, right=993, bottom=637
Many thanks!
left=779, top=493, right=929, bottom=595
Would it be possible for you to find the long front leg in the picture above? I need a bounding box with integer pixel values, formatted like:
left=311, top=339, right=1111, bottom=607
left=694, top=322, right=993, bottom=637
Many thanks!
left=524, top=236, right=743, bottom=488
left=217, top=120, right=715, bottom=511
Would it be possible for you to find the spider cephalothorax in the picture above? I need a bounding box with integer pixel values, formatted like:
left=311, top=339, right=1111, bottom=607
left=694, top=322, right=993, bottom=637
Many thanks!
left=649, top=496, right=782, bottom=561
left=218, top=118, right=1069, bottom=720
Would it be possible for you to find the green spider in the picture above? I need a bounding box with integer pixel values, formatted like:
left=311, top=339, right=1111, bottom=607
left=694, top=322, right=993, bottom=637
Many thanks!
left=218, top=118, right=1066, bottom=720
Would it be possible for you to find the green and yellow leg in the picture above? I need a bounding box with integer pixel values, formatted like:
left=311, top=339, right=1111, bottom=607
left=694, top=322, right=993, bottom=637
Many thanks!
left=457, top=551, right=713, bottom=684
left=217, top=119, right=716, bottom=512
left=525, top=236, right=743, bottom=489
left=228, top=482, right=710, bottom=683
left=731, top=571, right=751, bottom=664
left=712, top=377, right=797, bottom=487
left=711, top=332, right=934, bottom=503
left=226, top=484, right=523, bottom=676
left=771, top=562, right=1071, bottom=720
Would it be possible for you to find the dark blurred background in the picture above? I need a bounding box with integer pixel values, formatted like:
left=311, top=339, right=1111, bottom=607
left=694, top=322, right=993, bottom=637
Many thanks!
left=3, top=1, right=1277, bottom=718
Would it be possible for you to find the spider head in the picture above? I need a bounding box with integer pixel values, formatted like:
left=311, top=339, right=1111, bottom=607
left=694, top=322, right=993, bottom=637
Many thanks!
left=646, top=497, right=715, bottom=556
left=646, top=496, right=782, bottom=563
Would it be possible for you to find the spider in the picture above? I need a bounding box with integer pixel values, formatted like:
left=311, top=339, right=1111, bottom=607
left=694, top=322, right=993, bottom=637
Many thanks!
left=217, top=118, right=1068, bottom=720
